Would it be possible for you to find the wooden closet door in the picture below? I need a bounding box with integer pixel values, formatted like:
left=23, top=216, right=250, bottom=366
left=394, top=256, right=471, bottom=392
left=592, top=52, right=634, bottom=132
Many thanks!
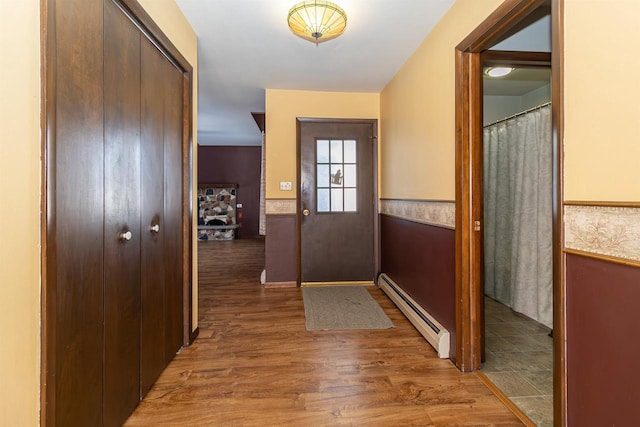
left=163, top=59, right=185, bottom=361
left=140, top=37, right=167, bottom=395
left=103, top=2, right=142, bottom=426
left=49, top=0, right=105, bottom=425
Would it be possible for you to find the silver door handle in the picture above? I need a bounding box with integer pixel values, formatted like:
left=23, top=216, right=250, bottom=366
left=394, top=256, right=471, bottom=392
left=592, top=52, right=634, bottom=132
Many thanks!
left=119, top=230, right=133, bottom=241
left=150, top=224, right=160, bottom=233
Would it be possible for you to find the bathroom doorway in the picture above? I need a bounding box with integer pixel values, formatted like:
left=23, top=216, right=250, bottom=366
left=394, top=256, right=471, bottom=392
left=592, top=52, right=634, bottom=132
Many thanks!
left=453, top=0, right=565, bottom=424
left=481, top=61, right=553, bottom=426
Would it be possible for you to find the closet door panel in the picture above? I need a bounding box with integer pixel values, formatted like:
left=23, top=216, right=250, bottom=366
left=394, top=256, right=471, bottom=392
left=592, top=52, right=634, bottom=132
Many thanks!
left=103, top=2, right=142, bottom=425
left=140, top=37, right=167, bottom=396
left=163, top=62, right=185, bottom=360
left=51, top=0, right=104, bottom=424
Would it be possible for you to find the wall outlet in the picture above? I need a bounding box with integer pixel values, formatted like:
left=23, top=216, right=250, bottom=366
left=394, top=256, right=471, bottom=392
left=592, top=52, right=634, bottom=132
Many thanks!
left=279, top=181, right=293, bottom=191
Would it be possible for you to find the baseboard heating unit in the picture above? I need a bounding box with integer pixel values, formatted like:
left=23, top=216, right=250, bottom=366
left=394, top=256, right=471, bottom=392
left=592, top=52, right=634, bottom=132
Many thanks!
left=378, top=273, right=450, bottom=358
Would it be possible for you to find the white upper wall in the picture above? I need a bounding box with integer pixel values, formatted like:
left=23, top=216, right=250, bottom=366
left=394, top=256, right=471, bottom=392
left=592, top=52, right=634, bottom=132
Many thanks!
left=483, top=83, right=551, bottom=126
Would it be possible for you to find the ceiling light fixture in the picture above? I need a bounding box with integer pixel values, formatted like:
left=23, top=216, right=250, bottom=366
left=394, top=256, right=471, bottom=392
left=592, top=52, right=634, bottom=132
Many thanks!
left=288, top=0, right=347, bottom=45
left=485, top=67, right=514, bottom=78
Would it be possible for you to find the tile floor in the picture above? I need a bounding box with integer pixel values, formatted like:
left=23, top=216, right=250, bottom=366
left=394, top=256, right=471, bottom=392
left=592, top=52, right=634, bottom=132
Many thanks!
left=482, top=297, right=553, bottom=427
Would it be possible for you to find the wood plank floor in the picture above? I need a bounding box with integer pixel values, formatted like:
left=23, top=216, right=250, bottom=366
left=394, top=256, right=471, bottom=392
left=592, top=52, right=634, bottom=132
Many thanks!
left=126, top=237, right=522, bottom=426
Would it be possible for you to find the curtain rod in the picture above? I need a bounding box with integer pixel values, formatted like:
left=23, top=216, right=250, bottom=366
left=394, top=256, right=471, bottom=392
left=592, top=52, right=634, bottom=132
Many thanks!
left=484, top=102, right=551, bottom=128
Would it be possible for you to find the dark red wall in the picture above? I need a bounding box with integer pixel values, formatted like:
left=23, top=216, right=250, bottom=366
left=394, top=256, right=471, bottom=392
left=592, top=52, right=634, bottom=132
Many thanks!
left=265, top=215, right=298, bottom=284
left=198, top=145, right=261, bottom=237
left=380, top=215, right=456, bottom=359
left=566, top=253, right=640, bottom=425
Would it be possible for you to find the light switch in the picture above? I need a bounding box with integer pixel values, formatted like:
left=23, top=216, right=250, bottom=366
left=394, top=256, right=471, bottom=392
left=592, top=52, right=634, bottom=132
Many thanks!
left=237, top=203, right=243, bottom=208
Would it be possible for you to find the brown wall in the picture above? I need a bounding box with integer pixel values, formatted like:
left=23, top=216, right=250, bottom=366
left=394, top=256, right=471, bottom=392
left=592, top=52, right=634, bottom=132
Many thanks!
left=566, top=253, right=640, bottom=425
left=198, top=145, right=261, bottom=237
left=264, top=215, right=297, bottom=284
left=380, top=215, right=456, bottom=359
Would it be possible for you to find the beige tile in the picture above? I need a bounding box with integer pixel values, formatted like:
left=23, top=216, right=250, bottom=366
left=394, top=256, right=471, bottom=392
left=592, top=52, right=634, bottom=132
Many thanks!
left=510, top=395, right=553, bottom=427
left=482, top=351, right=515, bottom=373
left=519, top=369, right=553, bottom=396
left=485, top=313, right=506, bottom=325
left=483, top=372, right=541, bottom=397
left=485, top=336, right=517, bottom=352
left=519, top=320, right=552, bottom=335
left=485, top=327, right=498, bottom=338
left=529, top=333, right=553, bottom=349
left=502, top=351, right=552, bottom=372
left=502, top=335, right=550, bottom=352
left=486, top=322, right=525, bottom=337
left=484, top=298, right=554, bottom=426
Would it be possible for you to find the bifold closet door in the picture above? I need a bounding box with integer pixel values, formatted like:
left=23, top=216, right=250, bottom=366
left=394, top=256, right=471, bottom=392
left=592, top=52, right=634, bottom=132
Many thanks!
left=51, top=0, right=105, bottom=424
left=103, top=2, right=142, bottom=426
left=163, top=58, right=185, bottom=362
left=140, top=36, right=185, bottom=391
left=49, top=0, right=186, bottom=424
left=141, top=37, right=167, bottom=395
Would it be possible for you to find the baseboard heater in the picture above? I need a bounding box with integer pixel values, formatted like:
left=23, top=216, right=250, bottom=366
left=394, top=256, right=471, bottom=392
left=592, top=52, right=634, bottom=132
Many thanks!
left=378, top=273, right=450, bottom=359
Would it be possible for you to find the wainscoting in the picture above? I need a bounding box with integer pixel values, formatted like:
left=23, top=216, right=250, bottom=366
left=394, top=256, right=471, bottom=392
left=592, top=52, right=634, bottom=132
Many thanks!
left=566, top=252, right=640, bottom=425
left=563, top=202, right=640, bottom=424
left=379, top=211, right=456, bottom=359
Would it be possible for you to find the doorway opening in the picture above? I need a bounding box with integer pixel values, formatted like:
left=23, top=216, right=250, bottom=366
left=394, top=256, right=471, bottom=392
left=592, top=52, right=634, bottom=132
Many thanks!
left=454, top=0, right=565, bottom=424
left=482, top=59, right=553, bottom=426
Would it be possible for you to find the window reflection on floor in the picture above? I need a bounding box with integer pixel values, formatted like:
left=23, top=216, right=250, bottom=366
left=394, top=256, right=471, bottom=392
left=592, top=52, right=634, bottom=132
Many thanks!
left=482, top=297, right=553, bottom=427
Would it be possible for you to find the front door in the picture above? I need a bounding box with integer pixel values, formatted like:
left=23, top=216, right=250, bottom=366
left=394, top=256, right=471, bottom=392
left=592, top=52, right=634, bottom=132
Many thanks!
left=299, top=120, right=376, bottom=285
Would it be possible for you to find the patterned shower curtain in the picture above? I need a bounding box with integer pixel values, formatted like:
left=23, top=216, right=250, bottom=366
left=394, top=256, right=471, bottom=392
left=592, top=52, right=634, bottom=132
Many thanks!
left=483, top=104, right=553, bottom=328
left=259, top=131, right=266, bottom=235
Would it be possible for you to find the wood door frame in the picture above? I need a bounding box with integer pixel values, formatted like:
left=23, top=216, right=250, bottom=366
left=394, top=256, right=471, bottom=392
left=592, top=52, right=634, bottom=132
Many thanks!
left=295, top=118, right=380, bottom=286
left=453, top=0, right=566, bottom=424
left=41, top=0, right=195, bottom=424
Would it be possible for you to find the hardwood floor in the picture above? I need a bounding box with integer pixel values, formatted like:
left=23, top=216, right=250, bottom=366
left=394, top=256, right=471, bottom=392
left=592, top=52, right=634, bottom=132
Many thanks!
left=126, top=237, right=522, bottom=426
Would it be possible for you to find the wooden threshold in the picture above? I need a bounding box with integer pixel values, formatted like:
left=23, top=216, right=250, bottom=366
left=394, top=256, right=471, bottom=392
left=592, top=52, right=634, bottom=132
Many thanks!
left=475, top=371, right=536, bottom=427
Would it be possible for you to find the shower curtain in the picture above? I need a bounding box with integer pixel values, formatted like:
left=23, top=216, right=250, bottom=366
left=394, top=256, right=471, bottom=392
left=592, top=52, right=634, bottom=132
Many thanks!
left=259, top=131, right=266, bottom=236
left=483, top=104, right=553, bottom=328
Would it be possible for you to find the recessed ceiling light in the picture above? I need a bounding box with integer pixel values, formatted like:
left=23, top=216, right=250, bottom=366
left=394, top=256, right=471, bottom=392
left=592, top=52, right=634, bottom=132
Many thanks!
left=485, top=67, right=514, bottom=78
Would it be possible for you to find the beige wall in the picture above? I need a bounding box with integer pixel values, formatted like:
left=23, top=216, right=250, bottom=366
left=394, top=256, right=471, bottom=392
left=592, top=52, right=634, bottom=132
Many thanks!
left=380, top=0, right=505, bottom=200
left=0, top=2, right=41, bottom=424
left=564, top=0, right=640, bottom=201
left=137, top=0, right=200, bottom=329
left=265, top=89, right=380, bottom=199
left=0, top=1, right=197, bottom=424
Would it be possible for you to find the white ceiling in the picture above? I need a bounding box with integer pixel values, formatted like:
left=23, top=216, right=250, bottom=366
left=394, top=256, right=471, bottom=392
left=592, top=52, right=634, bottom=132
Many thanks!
left=175, top=0, right=456, bottom=146
left=484, top=68, right=551, bottom=97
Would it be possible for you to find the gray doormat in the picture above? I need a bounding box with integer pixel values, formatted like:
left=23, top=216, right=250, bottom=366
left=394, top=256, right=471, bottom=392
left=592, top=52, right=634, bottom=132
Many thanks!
left=302, top=286, right=395, bottom=331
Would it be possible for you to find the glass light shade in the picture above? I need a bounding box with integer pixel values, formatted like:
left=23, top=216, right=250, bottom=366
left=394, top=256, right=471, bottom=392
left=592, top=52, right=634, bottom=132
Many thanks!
left=288, top=1, right=347, bottom=44
left=485, top=67, right=514, bottom=77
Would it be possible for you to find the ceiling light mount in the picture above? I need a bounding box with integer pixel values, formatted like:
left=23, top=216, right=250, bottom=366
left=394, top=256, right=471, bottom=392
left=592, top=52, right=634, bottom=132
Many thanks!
left=288, top=0, right=347, bottom=45
left=485, top=66, right=515, bottom=78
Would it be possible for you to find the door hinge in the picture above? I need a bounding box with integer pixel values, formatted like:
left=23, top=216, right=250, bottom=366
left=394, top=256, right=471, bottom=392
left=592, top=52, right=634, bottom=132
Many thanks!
left=474, top=220, right=481, bottom=232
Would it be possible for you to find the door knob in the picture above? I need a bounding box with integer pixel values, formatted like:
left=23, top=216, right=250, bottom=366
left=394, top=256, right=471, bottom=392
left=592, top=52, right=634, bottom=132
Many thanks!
left=119, top=230, right=133, bottom=241
left=150, top=224, right=160, bottom=233
left=302, top=208, right=310, bottom=216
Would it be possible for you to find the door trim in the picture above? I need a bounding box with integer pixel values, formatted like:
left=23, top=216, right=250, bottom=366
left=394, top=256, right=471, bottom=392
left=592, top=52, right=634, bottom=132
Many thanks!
left=296, top=118, right=379, bottom=286
left=40, top=0, right=195, bottom=424
left=453, top=0, right=566, bottom=424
